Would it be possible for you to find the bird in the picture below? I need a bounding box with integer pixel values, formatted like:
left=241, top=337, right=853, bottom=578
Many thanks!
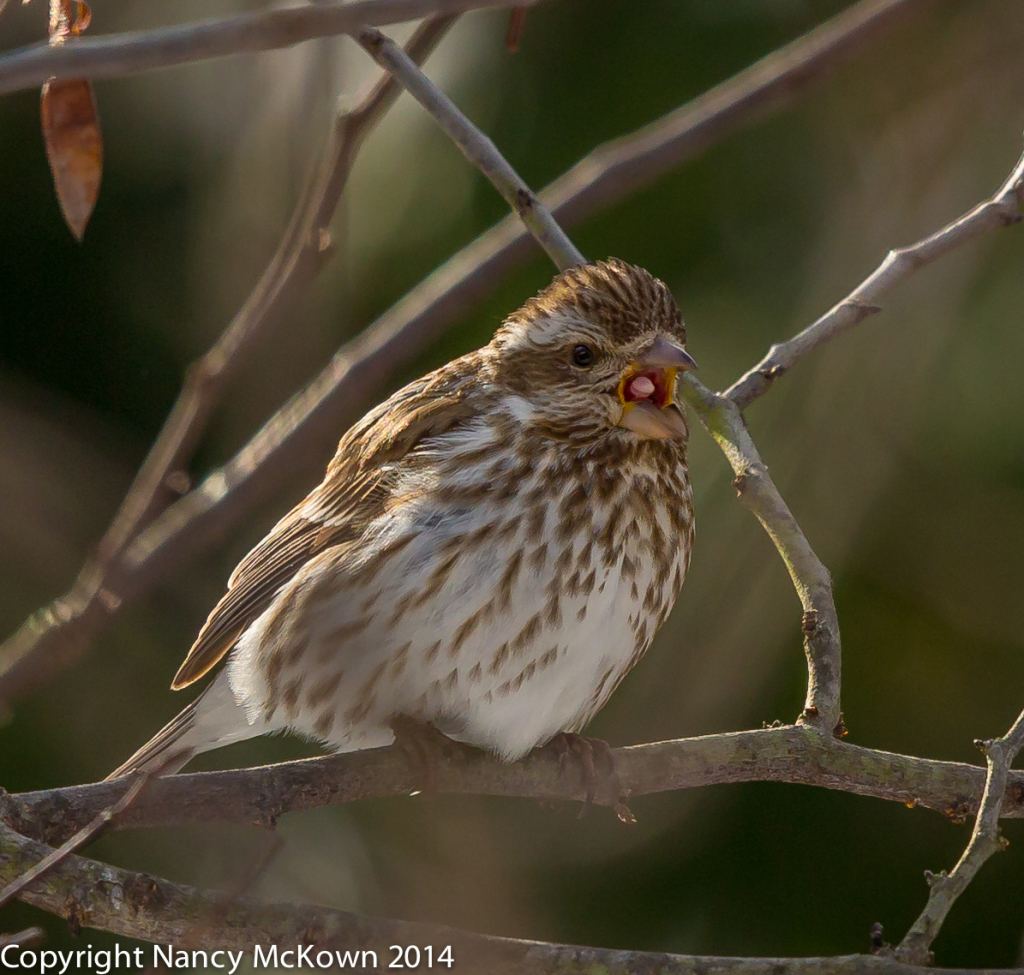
left=109, top=258, right=696, bottom=780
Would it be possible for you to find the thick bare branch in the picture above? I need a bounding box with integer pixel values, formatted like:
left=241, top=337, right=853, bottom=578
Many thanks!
left=354, top=25, right=585, bottom=270
left=0, top=16, right=457, bottom=704
left=895, top=709, right=1024, bottom=966
left=0, top=0, right=539, bottom=96
left=726, top=150, right=1024, bottom=408
left=5, top=728, right=1023, bottom=844
left=3, top=820, right=1024, bottom=974
left=0, top=0, right=927, bottom=709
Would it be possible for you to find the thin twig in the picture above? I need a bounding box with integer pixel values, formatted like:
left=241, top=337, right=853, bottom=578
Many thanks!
left=4, top=728, right=1022, bottom=841
left=0, top=16, right=457, bottom=704
left=679, top=381, right=842, bottom=729
left=0, top=773, right=148, bottom=910
left=0, top=0, right=928, bottom=708
left=726, top=150, right=1024, bottom=408
left=355, top=25, right=585, bottom=270
left=895, top=709, right=1024, bottom=966
left=3, top=819, right=1024, bottom=974
left=0, top=0, right=540, bottom=96
left=0, top=928, right=45, bottom=950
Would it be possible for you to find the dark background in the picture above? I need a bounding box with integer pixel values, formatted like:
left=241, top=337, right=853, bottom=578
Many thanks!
left=2, top=0, right=1024, bottom=966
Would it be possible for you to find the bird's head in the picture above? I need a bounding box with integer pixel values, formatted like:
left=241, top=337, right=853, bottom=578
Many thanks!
left=488, top=259, right=696, bottom=444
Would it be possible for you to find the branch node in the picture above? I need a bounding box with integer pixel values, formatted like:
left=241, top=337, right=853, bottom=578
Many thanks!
left=943, top=800, right=970, bottom=825
left=65, top=896, right=83, bottom=937
left=832, top=713, right=848, bottom=739
left=614, top=794, right=637, bottom=825
left=95, top=588, right=121, bottom=612
left=801, top=609, right=819, bottom=634
left=996, top=203, right=1023, bottom=227
left=164, top=470, right=191, bottom=495
left=356, top=26, right=385, bottom=54
left=846, top=297, right=883, bottom=317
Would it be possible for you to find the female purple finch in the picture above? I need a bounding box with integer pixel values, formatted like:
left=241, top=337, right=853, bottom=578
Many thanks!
left=111, top=259, right=696, bottom=778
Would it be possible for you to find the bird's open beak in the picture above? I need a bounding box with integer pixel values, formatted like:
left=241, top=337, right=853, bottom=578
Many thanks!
left=616, top=337, right=696, bottom=440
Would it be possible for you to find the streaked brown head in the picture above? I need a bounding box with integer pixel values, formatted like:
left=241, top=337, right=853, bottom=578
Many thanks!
left=489, top=259, right=696, bottom=443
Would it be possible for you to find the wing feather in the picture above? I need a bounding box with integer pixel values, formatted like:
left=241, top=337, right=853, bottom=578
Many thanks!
left=170, top=359, right=482, bottom=690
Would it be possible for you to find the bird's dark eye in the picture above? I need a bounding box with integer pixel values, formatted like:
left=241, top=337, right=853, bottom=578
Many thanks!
left=571, top=344, right=595, bottom=368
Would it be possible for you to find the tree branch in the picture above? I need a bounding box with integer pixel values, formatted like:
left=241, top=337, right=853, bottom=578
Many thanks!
left=725, top=149, right=1024, bottom=408
left=2, top=819, right=1023, bottom=975
left=4, top=728, right=1023, bottom=844
left=895, top=708, right=1024, bottom=965
left=355, top=25, right=584, bottom=270
left=0, top=0, right=539, bottom=96
left=0, top=774, right=148, bottom=911
left=680, top=382, right=843, bottom=730
left=0, top=0, right=931, bottom=710
left=0, top=15, right=457, bottom=704
left=0, top=928, right=45, bottom=950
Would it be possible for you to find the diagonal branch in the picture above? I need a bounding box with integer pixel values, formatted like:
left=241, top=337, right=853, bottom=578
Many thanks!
left=2, top=819, right=1023, bottom=975
left=725, top=150, right=1024, bottom=408
left=5, top=728, right=1023, bottom=843
left=0, top=773, right=148, bottom=910
left=0, top=0, right=930, bottom=709
left=0, top=15, right=457, bottom=704
left=0, top=0, right=539, bottom=96
left=354, top=25, right=584, bottom=270
left=895, top=708, right=1024, bottom=966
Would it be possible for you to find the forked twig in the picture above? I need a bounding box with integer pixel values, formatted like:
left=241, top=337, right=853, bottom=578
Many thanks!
left=0, top=773, right=149, bottom=910
left=726, top=150, right=1024, bottom=408
left=895, top=708, right=1024, bottom=965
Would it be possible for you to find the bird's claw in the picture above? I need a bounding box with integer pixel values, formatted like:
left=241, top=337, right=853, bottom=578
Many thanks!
left=390, top=715, right=455, bottom=795
left=547, top=732, right=635, bottom=822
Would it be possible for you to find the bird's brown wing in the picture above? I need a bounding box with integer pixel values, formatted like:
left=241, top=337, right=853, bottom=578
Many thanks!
left=170, top=361, right=480, bottom=690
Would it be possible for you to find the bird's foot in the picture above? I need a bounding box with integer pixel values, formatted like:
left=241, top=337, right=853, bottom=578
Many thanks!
left=547, top=732, right=635, bottom=823
left=389, top=715, right=456, bottom=795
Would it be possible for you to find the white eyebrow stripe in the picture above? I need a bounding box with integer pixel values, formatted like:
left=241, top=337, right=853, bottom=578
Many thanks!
left=503, top=310, right=602, bottom=350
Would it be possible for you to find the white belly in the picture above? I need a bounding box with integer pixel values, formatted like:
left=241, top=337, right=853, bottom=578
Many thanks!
left=229, top=447, right=687, bottom=760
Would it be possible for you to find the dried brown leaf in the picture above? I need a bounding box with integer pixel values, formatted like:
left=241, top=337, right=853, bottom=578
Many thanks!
left=41, top=77, right=103, bottom=241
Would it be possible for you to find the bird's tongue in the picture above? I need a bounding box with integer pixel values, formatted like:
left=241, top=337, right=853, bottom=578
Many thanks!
left=624, top=369, right=669, bottom=408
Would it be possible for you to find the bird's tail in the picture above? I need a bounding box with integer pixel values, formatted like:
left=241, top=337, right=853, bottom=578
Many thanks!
left=106, top=672, right=263, bottom=780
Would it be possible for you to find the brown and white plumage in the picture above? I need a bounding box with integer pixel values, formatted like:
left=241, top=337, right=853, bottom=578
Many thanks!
left=110, top=259, right=696, bottom=778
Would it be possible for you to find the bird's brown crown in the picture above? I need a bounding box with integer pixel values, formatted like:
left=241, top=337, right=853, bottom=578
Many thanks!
left=497, top=258, right=685, bottom=349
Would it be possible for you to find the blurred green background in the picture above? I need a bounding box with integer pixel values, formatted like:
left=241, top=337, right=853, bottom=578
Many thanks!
left=2, top=0, right=1024, bottom=966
